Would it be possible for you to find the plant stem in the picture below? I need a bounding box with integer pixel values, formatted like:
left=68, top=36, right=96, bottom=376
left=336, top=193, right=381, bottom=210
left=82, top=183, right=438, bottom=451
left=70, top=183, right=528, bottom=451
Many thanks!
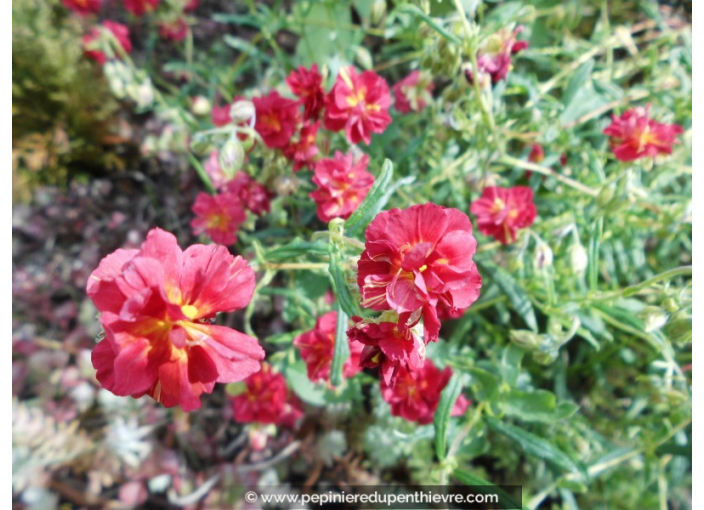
left=497, top=154, right=599, bottom=197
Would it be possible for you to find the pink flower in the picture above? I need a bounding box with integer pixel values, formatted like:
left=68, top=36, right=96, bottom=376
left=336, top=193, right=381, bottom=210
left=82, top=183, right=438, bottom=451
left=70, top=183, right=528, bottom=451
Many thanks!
left=123, top=0, right=159, bottom=16
left=184, top=0, right=198, bottom=11
left=286, top=64, right=326, bottom=120
left=211, top=103, right=233, bottom=127
left=87, top=228, right=264, bottom=411
left=224, top=172, right=273, bottom=217
left=465, top=25, right=528, bottom=85
left=62, top=0, right=102, bottom=16
left=347, top=317, right=425, bottom=386
left=190, top=191, right=247, bottom=245
left=294, top=311, right=363, bottom=383
left=603, top=106, right=684, bottom=161
left=284, top=121, right=320, bottom=172
left=357, top=204, right=482, bottom=342
left=380, top=360, right=468, bottom=424
left=324, top=67, right=392, bottom=145
left=158, top=18, right=188, bottom=42
left=253, top=91, right=301, bottom=149
left=231, top=363, right=303, bottom=426
left=309, top=151, right=374, bottom=223
left=392, top=70, right=434, bottom=114
left=470, top=186, right=537, bottom=244
left=83, top=21, right=132, bottom=65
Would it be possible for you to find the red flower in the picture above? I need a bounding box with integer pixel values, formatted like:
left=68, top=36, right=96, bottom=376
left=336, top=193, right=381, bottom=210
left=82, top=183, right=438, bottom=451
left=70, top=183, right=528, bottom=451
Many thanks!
left=324, top=67, right=392, bottom=145
left=224, top=172, right=273, bottom=217
left=392, top=70, right=434, bottom=114
left=310, top=151, right=374, bottom=223
left=284, top=121, right=320, bottom=172
left=184, top=0, right=198, bottom=11
left=465, top=26, right=528, bottom=85
left=380, top=360, right=468, bottom=424
left=286, top=64, right=325, bottom=120
left=190, top=191, right=246, bottom=245
left=528, top=143, right=545, bottom=163
left=253, top=91, right=301, bottom=149
left=294, top=311, right=363, bottom=383
left=158, top=18, right=188, bottom=42
left=347, top=317, right=425, bottom=386
left=211, top=103, right=232, bottom=127
left=87, top=228, right=264, bottom=411
left=62, top=0, right=102, bottom=16
left=470, top=186, right=537, bottom=244
left=356, top=204, right=482, bottom=342
left=123, top=0, right=159, bottom=16
left=231, top=363, right=303, bottom=426
left=603, top=106, right=684, bottom=161
left=83, top=21, right=132, bottom=65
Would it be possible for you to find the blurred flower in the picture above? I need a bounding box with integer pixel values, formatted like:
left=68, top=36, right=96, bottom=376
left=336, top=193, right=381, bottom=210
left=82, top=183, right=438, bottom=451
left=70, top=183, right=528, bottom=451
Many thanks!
left=191, top=96, right=211, bottom=116
left=190, top=191, right=247, bottom=245
left=184, top=0, right=198, bottom=11
left=223, top=172, right=273, bottom=217
left=83, top=21, right=132, bottom=65
left=218, top=138, right=245, bottom=178
left=324, top=66, right=392, bottom=145
left=62, top=0, right=102, bottom=16
left=123, top=0, right=160, bottom=16
left=230, top=363, right=303, bottom=426
left=294, top=311, right=363, bottom=383
left=309, top=151, right=374, bottom=222
left=286, top=64, right=325, bottom=120
left=380, top=360, right=468, bottom=424
left=357, top=204, right=482, bottom=342
left=347, top=316, right=425, bottom=386
left=158, top=18, right=188, bottom=42
left=470, top=186, right=537, bottom=244
left=284, top=121, right=320, bottom=171
left=392, top=70, right=434, bottom=114
left=465, top=25, right=528, bottom=85
left=603, top=106, right=684, bottom=161
left=253, top=91, right=301, bottom=149
left=87, top=228, right=264, bottom=411
left=528, top=143, right=545, bottom=163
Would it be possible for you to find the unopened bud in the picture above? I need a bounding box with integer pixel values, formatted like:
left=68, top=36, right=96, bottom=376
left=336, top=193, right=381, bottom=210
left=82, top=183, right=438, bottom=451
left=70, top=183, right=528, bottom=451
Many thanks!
left=597, top=185, right=615, bottom=208
left=135, top=79, right=154, bottom=108
left=639, top=306, right=668, bottom=333
left=568, top=244, right=588, bottom=274
left=370, top=0, right=386, bottom=25
left=218, top=138, right=245, bottom=179
left=274, top=175, right=300, bottom=196
left=191, top=96, right=211, bottom=116
left=510, top=330, right=541, bottom=349
left=230, top=99, right=255, bottom=125
left=189, top=132, right=212, bottom=155
left=533, top=242, right=553, bottom=271
left=662, top=297, right=679, bottom=313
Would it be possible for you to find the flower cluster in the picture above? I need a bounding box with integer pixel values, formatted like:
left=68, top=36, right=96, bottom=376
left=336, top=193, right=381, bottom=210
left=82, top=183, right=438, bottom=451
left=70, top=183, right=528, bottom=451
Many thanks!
left=465, top=25, right=528, bottom=85
left=470, top=186, right=537, bottom=244
left=603, top=106, right=684, bottom=161
left=86, top=228, right=265, bottom=411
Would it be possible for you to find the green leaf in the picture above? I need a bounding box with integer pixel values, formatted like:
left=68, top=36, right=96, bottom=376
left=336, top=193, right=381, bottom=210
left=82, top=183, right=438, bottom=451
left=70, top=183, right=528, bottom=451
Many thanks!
left=434, top=374, right=462, bottom=461
left=478, top=260, right=538, bottom=332
left=330, top=304, right=349, bottom=387
left=503, top=389, right=579, bottom=423
left=467, top=367, right=500, bottom=402
left=346, top=159, right=415, bottom=236
left=486, top=417, right=582, bottom=475
left=560, top=85, right=608, bottom=125
left=223, top=35, right=272, bottom=64
left=328, top=243, right=363, bottom=317
left=264, top=330, right=304, bottom=345
left=284, top=361, right=328, bottom=406
left=265, top=238, right=329, bottom=262
left=396, top=4, right=460, bottom=45
left=453, top=468, right=526, bottom=510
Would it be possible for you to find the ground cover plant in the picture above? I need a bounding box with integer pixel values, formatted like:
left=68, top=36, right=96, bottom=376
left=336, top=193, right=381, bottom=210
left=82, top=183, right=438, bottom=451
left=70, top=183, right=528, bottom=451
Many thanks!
left=12, top=0, right=692, bottom=508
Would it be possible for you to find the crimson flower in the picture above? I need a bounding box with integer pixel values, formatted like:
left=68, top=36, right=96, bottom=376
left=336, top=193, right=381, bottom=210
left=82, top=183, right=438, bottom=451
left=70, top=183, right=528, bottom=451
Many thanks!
left=356, top=204, right=482, bottom=342
left=465, top=25, right=528, bottom=85
left=83, top=21, right=132, bottom=65
left=310, top=151, right=374, bottom=223
left=284, top=121, right=320, bottom=172
left=286, top=64, right=326, bottom=120
left=470, top=186, right=537, bottom=245
left=62, top=0, right=102, bottom=16
left=380, top=360, right=469, bottom=425
left=123, top=0, right=159, bottom=16
left=324, top=67, right=392, bottom=145
left=294, top=311, right=363, bottom=383
left=528, top=143, right=545, bottom=163
left=253, top=91, right=301, bottom=149
left=603, top=106, right=684, bottom=161
left=87, top=228, right=264, bottom=411
left=231, top=363, right=303, bottom=426
left=224, top=172, right=273, bottom=217
left=347, top=317, right=425, bottom=386
left=392, top=70, right=434, bottom=114
left=211, top=103, right=232, bottom=127
left=158, top=18, right=188, bottom=42
left=190, top=191, right=246, bottom=245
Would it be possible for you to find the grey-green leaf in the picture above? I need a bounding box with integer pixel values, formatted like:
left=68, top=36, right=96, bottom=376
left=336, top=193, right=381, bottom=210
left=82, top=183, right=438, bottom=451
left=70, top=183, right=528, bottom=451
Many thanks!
left=434, top=373, right=462, bottom=461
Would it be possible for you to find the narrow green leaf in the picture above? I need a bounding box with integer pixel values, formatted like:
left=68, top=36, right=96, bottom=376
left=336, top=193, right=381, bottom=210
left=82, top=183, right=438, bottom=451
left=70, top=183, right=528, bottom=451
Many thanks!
left=453, top=468, right=525, bottom=510
left=330, top=304, right=349, bottom=387
left=486, top=417, right=582, bottom=475
left=265, top=238, right=329, bottom=261
left=328, top=244, right=363, bottom=317
left=434, top=374, right=462, bottom=461
left=396, top=5, right=460, bottom=44
left=503, top=389, right=578, bottom=423
left=478, top=260, right=538, bottom=331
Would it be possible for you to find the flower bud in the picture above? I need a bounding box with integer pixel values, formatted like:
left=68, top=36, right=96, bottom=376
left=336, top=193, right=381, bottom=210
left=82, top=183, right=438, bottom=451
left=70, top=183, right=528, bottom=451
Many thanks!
left=189, top=132, right=212, bottom=155
left=533, top=242, right=553, bottom=272
left=273, top=175, right=300, bottom=196
left=135, top=79, right=154, bottom=108
left=230, top=99, right=255, bottom=125
left=218, top=138, right=245, bottom=179
left=639, top=306, right=668, bottom=333
left=191, top=95, right=211, bottom=116
left=510, top=329, right=541, bottom=349
left=370, top=0, right=386, bottom=25
left=662, top=297, right=679, bottom=313
left=568, top=243, right=588, bottom=275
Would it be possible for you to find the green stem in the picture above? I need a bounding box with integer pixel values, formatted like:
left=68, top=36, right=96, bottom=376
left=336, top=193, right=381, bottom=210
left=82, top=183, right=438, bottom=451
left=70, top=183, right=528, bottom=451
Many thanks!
left=497, top=154, right=599, bottom=197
